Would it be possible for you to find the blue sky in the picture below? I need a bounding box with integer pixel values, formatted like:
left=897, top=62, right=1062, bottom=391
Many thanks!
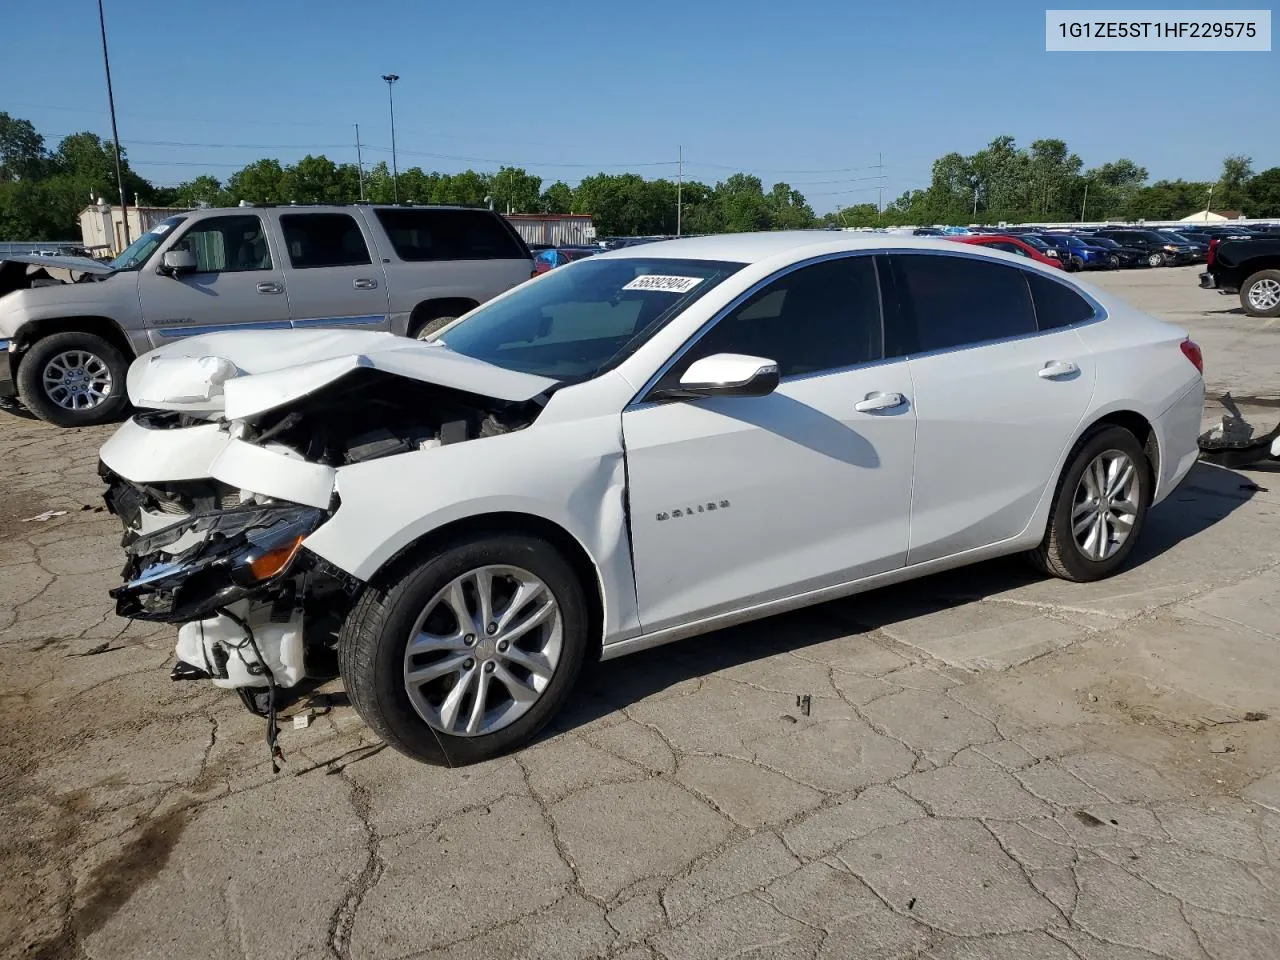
left=2, top=0, right=1275, bottom=212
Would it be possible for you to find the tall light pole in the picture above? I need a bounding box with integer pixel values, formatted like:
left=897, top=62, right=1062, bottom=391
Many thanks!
left=97, top=0, right=130, bottom=248
left=381, top=74, right=400, bottom=202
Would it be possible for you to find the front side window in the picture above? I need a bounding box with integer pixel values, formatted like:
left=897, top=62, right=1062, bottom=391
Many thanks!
left=667, top=256, right=883, bottom=381
left=439, top=257, right=742, bottom=382
left=893, top=253, right=1037, bottom=353
left=172, top=215, right=270, bottom=273
left=280, top=213, right=372, bottom=268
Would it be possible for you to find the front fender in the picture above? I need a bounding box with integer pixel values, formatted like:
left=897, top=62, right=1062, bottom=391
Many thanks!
left=301, top=413, right=639, bottom=643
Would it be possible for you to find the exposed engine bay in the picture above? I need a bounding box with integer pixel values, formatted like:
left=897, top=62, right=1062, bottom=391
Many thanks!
left=0, top=256, right=111, bottom=301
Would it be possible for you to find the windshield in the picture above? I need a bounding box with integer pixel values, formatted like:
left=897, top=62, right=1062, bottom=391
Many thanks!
left=107, top=216, right=187, bottom=271
left=439, top=257, right=744, bottom=382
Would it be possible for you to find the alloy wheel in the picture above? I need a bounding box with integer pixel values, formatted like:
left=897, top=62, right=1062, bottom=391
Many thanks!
left=403, top=564, right=563, bottom=737
left=41, top=349, right=113, bottom=411
left=1071, top=450, right=1140, bottom=562
left=1147, top=253, right=1163, bottom=267
left=1248, top=278, right=1280, bottom=312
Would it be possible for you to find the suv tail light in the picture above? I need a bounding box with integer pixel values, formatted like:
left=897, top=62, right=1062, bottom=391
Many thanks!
left=1207, top=237, right=1219, bottom=267
left=1180, top=338, right=1203, bottom=375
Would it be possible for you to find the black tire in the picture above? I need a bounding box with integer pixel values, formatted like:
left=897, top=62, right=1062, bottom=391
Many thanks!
left=1028, top=425, right=1153, bottom=582
left=1147, top=252, right=1165, bottom=268
left=1239, top=269, right=1280, bottom=319
left=338, top=533, right=590, bottom=765
left=408, top=303, right=473, bottom=340
left=15, top=331, right=131, bottom=427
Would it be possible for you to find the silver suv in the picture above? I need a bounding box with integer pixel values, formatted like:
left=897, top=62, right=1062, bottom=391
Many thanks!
left=0, top=204, right=533, bottom=426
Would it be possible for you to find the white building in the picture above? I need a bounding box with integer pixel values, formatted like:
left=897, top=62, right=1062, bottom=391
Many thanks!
left=79, top=199, right=191, bottom=255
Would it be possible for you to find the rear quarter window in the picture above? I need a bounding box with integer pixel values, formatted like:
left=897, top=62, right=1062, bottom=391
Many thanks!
left=374, top=209, right=528, bottom=262
left=1026, top=272, right=1096, bottom=329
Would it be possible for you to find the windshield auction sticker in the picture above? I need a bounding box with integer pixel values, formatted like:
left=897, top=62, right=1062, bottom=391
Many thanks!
left=1046, top=9, right=1271, bottom=50
left=622, top=275, right=705, bottom=293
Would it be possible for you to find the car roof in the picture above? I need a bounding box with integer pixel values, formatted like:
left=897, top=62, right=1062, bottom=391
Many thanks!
left=591, top=230, right=1032, bottom=264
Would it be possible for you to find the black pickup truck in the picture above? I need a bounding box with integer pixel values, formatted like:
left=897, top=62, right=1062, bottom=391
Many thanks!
left=1200, top=237, right=1280, bottom=317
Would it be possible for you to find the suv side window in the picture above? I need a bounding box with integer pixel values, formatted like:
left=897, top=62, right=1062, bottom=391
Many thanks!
left=374, top=209, right=526, bottom=261
left=280, top=213, right=372, bottom=269
left=893, top=253, right=1036, bottom=352
left=1027, top=272, right=1096, bottom=329
left=173, top=215, right=271, bottom=272
left=667, top=255, right=883, bottom=381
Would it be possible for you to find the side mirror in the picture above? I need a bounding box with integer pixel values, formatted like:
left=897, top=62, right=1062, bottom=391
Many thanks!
left=651, top=353, right=780, bottom=402
left=161, top=248, right=197, bottom=275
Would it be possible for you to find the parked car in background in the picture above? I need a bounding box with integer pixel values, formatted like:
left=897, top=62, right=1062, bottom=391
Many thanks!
left=533, top=246, right=600, bottom=274
left=1178, top=224, right=1258, bottom=243
left=1092, top=229, right=1198, bottom=267
left=1082, top=235, right=1152, bottom=269
left=99, top=232, right=1205, bottom=764
left=949, top=233, right=1063, bottom=268
left=0, top=204, right=534, bottom=427
left=1033, top=234, right=1114, bottom=271
left=1013, top=233, right=1061, bottom=262
left=1201, top=235, right=1280, bottom=317
left=1158, top=231, right=1208, bottom=263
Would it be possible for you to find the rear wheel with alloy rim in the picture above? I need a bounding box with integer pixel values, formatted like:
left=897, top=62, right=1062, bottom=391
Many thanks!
left=1029, top=425, right=1152, bottom=582
left=1240, top=270, right=1280, bottom=318
left=340, top=534, right=589, bottom=764
left=15, top=331, right=131, bottom=427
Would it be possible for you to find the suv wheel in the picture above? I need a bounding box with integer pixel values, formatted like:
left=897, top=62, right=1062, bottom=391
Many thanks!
left=1241, top=270, right=1280, bottom=318
left=1028, top=425, right=1152, bottom=582
left=1147, top=252, right=1165, bottom=267
left=16, top=331, right=131, bottom=427
left=339, top=533, right=590, bottom=765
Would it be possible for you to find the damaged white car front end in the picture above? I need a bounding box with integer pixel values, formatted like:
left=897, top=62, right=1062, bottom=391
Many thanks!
left=100, top=328, right=560, bottom=731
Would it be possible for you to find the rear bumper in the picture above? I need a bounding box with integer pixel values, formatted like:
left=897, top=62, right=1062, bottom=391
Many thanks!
left=1153, top=378, right=1206, bottom=506
left=1200, top=272, right=1238, bottom=294
left=0, top=342, right=15, bottom=398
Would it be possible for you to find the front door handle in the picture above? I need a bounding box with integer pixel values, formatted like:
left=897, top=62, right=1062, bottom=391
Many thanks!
left=353, top=278, right=378, bottom=290
left=1038, top=360, right=1079, bottom=379
left=854, top=391, right=905, bottom=413
left=256, top=281, right=284, bottom=295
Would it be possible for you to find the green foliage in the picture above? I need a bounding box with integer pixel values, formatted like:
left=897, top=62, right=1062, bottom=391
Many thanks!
left=0, top=113, right=1273, bottom=243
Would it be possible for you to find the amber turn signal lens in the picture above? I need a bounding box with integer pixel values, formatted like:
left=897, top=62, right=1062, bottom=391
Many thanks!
left=246, top=536, right=305, bottom=581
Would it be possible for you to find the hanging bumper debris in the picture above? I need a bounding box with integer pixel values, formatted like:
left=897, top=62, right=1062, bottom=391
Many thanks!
left=1197, top=394, right=1280, bottom=468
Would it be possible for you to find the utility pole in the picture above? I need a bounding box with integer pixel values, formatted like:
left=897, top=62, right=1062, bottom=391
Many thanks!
left=354, top=123, right=366, bottom=202
left=97, top=0, right=129, bottom=248
left=381, top=74, right=400, bottom=202
left=1080, top=180, right=1089, bottom=223
left=877, top=152, right=883, bottom=222
left=1205, top=184, right=1214, bottom=220
left=973, top=182, right=980, bottom=218
left=676, top=145, right=683, bottom=237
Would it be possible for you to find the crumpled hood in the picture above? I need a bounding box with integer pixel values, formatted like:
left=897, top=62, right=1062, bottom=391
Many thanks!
left=126, top=328, right=558, bottom=419
left=0, top=253, right=115, bottom=275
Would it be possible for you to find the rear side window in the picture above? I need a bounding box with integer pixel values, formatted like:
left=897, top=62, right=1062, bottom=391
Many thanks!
left=893, top=253, right=1036, bottom=353
left=280, top=213, right=372, bottom=268
left=1027, top=272, right=1096, bottom=329
left=374, top=209, right=526, bottom=261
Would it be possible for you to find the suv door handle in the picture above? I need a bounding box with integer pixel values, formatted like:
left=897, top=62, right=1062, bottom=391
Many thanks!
left=1038, top=360, right=1079, bottom=379
left=854, top=392, right=905, bottom=413
left=353, top=278, right=378, bottom=290
left=256, top=281, right=284, bottom=295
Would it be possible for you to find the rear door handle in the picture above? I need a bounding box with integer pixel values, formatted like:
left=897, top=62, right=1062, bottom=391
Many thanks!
left=854, top=391, right=905, bottom=413
left=256, top=281, right=284, bottom=295
left=353, top=278, right=378, bottom=290
left=1038, top=360, right=1079, bottom=379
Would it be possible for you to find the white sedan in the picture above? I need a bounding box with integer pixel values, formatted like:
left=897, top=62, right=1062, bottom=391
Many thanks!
left=99, top=232, right=1205, bottom=765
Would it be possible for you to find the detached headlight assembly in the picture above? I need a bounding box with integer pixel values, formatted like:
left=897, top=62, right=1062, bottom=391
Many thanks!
left=112, top=504, right=327, bottom=621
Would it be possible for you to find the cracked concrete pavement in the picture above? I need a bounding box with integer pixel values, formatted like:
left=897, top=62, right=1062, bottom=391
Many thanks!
left=2, top=266, right=1280, bottom=959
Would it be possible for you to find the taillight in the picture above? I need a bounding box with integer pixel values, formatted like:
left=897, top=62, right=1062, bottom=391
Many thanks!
left=1207, top=237, right=1219, bottom=267
left=1180, top=338, right=1203, bottom=374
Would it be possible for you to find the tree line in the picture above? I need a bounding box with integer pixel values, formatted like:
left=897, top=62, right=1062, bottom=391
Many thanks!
left=2, top=113, right=1277, bottom=242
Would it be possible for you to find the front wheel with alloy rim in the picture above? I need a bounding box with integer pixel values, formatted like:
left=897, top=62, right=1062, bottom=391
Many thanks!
left=1147, top=252, right=1165, bottom=267
left=1240, top=269, right=1280, bottom=318
left=339, top=533, right=590, bottom=764
left=15, top=331, right=131, bottom=427
left=1028, top=425, right=1152, bottom=582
